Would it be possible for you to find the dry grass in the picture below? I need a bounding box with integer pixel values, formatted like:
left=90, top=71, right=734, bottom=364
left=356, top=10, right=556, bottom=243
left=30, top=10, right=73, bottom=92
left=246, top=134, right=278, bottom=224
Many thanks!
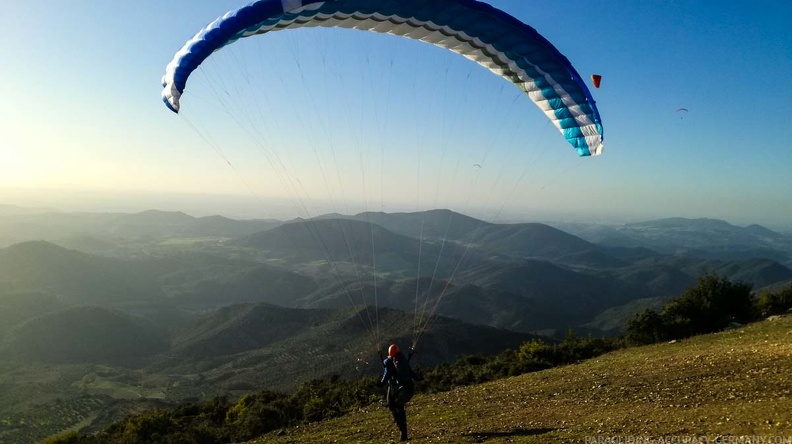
left=247, top=315, right=792, bottom=443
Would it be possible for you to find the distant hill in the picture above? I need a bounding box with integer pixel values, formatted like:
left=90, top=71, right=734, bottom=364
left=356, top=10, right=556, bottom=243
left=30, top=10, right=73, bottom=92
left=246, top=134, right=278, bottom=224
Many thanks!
left=171, top=303, right=538, bottom=391
left=359, top=255, right=790, bottom=334
left=232, top=218, right=478, bottom=277
left=744, top=223, right=784, bottom=239
left=172, top=303, right=343, bottom=358
left=632, top=256, right=792, bottom=290
left=289, top=262, right=646, bottom=334
left=0, top=241, right=165, bottom=304
left=333, top=209, right=490, bottom=240
left=234, top=218, right=413, bottom=263
left=599, top=262, right=696, bottom=299
left=162, top=263, right=319, bottom=308
left=556, top=217, right=792, bottom=266
left=1, top=306, right=169, bottom=365
left=254, top=213, right=629, bottom=275
left=0, top=240, right=323, bottom=313
left=0, top=290, right=71, bottom=340
left=320, top=210, right=623, bottom=268
left=458, top=260, right=636, bottom=307
left=0, top=209, right=282, bottom=248
left=581, top=297, right=666, bottom=334
left=466, top=223, right=624, bottom=267
left=297, top=276, right=442, bottom=313
left=709, top=258, right=792, bottom=288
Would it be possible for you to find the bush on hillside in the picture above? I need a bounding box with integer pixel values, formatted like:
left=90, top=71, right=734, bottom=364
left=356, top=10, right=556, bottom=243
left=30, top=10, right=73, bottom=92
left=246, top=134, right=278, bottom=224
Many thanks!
left=757, top=284, right=792, bottom=316
left=626, top=309, right=671, bottom=345
left=663, top=273, right=754, bottom=337
left=42, top=431, right=83, bottom=444
left=517, top=339, right=554, bottom=370
left=626, top=273, right=756, bottom=344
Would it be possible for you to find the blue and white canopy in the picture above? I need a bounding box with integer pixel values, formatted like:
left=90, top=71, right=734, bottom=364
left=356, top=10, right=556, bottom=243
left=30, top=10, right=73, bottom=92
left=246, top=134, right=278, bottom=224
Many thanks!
left=161, top=0, right=604, bottom=156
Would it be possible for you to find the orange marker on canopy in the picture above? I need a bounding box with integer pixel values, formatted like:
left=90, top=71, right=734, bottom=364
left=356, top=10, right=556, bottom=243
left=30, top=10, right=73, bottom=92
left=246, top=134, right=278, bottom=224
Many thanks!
left=591, top=74, right=602, bottom=88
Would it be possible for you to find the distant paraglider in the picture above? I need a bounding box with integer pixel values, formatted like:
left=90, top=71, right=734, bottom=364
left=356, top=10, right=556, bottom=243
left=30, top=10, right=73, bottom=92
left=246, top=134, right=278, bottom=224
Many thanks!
left=676, top=108, right=689, bottom=119
left=591, top=74, right=602, bottom=89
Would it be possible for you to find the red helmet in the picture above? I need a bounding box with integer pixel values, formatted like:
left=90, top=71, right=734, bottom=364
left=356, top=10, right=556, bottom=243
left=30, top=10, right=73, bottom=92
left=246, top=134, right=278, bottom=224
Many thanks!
left=388, top=344, right=400, bottom=357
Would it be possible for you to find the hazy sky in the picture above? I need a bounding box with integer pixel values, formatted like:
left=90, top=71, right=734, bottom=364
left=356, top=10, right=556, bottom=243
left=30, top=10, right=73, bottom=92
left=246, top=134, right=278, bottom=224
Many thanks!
left=1, top=1, right=790, bottom=227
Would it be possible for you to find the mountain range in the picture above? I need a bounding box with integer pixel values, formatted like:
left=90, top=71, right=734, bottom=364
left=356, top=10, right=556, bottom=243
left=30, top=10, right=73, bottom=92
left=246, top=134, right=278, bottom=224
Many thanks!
left=2, top=209, right=791, bottom=338
left=553, top=217, right=792, bottom=266
left=2, top=207, right=792, bottom=441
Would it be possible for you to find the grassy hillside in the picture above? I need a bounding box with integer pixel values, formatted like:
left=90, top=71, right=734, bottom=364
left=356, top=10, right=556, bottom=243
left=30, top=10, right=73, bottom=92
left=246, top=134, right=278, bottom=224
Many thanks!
left=249, top=314, right=792, bottom=443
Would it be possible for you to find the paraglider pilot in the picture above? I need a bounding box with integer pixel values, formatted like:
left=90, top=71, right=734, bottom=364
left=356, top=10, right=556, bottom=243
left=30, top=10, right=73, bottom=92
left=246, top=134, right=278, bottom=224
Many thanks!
left=378, top=344, right=418, bottom=441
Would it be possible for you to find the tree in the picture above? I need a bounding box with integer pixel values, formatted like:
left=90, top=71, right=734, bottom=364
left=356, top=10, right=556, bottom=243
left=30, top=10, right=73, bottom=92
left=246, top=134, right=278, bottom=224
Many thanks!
left=662, top=273, right=754, bottom=337
left=516, top=339, right=555, bottom=372
left=625, top=309, right=668, bottom=345
left=757, top=284, right=792, bottom=316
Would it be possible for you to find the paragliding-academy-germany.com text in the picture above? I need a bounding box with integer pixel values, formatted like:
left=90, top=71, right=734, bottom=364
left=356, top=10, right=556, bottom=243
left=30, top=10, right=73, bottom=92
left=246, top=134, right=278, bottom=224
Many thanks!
left=584, top=436, right=792, bottom=444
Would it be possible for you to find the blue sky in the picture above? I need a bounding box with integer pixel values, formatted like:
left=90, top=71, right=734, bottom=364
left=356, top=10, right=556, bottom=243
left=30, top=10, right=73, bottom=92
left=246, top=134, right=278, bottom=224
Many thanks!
left=1, top=1, right=790, bottom=228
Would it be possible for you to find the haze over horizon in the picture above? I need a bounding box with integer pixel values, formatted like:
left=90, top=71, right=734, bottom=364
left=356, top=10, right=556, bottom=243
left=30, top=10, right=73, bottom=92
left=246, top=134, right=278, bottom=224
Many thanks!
left=2, top=187, right=791, bottom=233
left=2, top=1, right=791, bottom=230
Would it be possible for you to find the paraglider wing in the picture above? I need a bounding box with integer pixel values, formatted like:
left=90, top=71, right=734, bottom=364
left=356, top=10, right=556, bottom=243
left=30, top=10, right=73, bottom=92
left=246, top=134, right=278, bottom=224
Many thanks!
left=161, top=0, right=604, bottom=156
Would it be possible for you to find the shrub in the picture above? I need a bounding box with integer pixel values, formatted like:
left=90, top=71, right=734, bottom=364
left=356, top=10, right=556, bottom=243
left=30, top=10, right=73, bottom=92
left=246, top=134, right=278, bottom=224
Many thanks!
left=662, top=273, right=754, bottom=337
left=120, top=409, right=177, bottom=443
left=625, top=309, right=669, bottom=345
left=225, top=394, right=253, bottom=425
left=625, top=274, right=758, bottom=344
left=42, top=431, right=87, bottom=444
left=517, top=339, right=553, bottom=370
left=757, top=284, right=792, bottom=316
